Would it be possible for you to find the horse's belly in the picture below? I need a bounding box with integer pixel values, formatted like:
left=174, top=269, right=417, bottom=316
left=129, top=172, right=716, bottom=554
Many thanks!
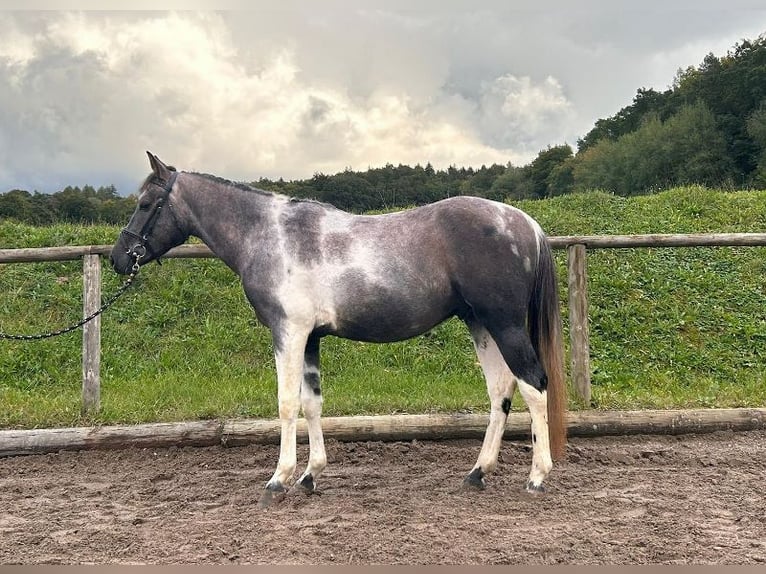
left=330, top=289, right=459, bottom=343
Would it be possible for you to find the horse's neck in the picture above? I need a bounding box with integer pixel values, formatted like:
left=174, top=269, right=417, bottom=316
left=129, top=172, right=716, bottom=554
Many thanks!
left=181, top=177, right=279, bottom=275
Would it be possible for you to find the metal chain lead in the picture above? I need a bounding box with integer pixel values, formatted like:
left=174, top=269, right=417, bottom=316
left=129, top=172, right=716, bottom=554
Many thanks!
left=0, top=258, right=141, bottom=341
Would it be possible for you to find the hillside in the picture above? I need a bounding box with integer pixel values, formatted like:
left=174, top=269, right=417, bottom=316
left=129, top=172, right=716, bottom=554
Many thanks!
left=1, top=187, right=765, bottom=429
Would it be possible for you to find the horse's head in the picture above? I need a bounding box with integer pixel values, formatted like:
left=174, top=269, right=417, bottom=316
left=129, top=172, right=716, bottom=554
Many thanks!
left=110, top=152, right=189, bottom=274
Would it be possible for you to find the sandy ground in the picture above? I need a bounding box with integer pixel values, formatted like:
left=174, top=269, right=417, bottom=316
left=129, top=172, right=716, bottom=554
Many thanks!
left=0, top=429, right=764, bottom=565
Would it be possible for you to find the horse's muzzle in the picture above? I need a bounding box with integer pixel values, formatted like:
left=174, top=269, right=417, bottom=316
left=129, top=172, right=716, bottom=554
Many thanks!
left=109, top=252, right=125, bottom=275
left=109, top=246, right=134, bottom=275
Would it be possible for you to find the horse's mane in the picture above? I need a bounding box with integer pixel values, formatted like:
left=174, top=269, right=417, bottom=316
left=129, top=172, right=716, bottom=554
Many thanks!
left=193, top=172, right=275, bottom=198
left=192, top=171, right=340, bottom=211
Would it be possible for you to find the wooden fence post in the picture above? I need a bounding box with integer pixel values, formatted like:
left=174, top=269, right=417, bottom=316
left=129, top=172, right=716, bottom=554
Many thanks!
left=82, top=254, right=101, bottom=415
left=567, top=243, right=591, bottom=405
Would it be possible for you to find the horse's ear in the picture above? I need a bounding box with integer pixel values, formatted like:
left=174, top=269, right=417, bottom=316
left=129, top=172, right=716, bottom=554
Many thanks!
left=146, top=151, right=174, bottom=181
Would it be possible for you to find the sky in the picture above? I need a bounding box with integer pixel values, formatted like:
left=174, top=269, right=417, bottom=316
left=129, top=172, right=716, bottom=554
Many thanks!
left=1, top=2, right=765, bottom=195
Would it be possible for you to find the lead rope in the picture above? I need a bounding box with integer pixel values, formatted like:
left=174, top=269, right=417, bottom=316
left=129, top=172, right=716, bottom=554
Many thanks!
left=0, top=256, right=142, bottom=341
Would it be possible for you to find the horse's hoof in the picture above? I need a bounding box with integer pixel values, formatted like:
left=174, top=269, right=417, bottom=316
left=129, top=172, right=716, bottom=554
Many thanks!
left=525, top=481, right=546, bottom=496
left=293, top=474, right=321, bottom=495
left=257, top=483, right=287, bottom=509
left=462, top=468, right=486, bottom=491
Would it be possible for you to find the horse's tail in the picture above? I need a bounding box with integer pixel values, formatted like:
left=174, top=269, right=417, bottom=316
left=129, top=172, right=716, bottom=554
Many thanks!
left=528, top=234, right=567, bottom=460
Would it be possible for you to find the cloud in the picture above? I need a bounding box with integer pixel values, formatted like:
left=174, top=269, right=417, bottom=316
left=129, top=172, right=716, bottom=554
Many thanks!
left=0, top=6, right=764, bottom=194
left=478, top=74, right=575, bottom=152
left=0, top=11, right=523, bottom=193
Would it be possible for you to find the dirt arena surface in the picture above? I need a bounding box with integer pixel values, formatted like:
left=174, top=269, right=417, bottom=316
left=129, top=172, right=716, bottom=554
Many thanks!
left=0, top=429, right=764, bottom=565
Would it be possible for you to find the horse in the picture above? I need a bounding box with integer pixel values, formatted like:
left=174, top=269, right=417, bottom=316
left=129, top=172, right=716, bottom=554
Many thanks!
left=110, top=152, right=568, bottom=507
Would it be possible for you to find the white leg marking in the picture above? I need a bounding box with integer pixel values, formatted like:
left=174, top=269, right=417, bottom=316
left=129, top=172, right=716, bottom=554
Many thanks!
left=518, top=380, right=553, bottom=489
left=470, top=326, right=517, bottom=477
left=298, top=364, right=327, bottom=488
left=268, top=333, right=309, bottom=489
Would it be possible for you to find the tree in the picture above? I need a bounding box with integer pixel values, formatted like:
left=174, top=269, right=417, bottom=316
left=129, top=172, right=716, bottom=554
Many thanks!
left=665, top=102, right=735, bottom=187
left=527, top=145, right=574, bottom=198
left=488, top=165, right=535, bottom=201
left=96, top=185, right=119, bottom=200
left=577, top=88, right=672, bottom=152
left=53, top=186, right=99, bottom=222
left=546, top=159, right=575, bottom=197
left=672, top=37, right=766, bottom=176
left=573, top=102, right=733, bottom=195
left=317, top=171, right=375, bottom=212
left=460, top=163, right=506, bottom=198
left=577, top=35, right=766, bottom=183
left=0, top=190, right=34, bottom=221
left=746, top=101, right=766, bottom=187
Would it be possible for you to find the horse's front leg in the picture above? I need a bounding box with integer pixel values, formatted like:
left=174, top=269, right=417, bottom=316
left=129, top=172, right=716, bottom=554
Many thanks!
left=258, top=329, right=309, bottom=508
left=295, top=334, right=326, bottom=492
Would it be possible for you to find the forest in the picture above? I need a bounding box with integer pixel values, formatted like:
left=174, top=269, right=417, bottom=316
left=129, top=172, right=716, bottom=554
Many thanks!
left=2, top=35, right=765, bottom=222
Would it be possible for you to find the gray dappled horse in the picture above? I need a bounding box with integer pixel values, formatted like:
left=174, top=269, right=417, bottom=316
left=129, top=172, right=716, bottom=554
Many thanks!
left=111, top=152, right=567, bottom=507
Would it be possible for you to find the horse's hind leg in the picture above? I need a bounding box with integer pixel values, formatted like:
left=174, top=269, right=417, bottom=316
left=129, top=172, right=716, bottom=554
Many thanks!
left=464, top=322, right=518, bottom=490
left=491, top=325, right=553, bottom=493
left=517, top=377, right=553, bottom=493
left=295, top=334, right=327, bottom=492
left=468, top=321, right=553, bottom=493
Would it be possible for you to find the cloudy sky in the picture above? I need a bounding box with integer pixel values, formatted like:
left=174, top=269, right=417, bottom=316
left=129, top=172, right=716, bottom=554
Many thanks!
left=1, top=2, right=765, bottom=195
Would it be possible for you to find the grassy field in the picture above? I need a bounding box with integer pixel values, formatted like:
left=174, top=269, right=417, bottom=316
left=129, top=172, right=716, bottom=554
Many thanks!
left=1, top=186, right=765, bottom=429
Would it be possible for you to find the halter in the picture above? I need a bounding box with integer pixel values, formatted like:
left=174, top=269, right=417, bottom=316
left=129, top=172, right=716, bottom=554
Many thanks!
left=119, top=171, right=179, bottom=264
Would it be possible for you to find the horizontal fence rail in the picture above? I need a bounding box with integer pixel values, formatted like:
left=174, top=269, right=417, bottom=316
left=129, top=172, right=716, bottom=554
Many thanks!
left=4, top=232, right=766, bottom=263
left=0, top=243, right=211, bottom=263
left=2, top=233, right=766, bottom=414
left=548, top=232, right=766, bottom=248
left=3, top=408, right=766, bottom=457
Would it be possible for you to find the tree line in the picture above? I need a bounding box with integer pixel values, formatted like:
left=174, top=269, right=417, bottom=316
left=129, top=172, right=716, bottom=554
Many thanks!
left=2, top=35, right=765, bottom=222
left=0, top=185, right=134, bottom=225
left=573, top=36, right=766, bottom=195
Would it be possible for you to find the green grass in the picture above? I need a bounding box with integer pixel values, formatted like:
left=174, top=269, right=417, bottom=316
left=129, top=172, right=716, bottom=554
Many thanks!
left=1, top=186, right=766, bottom=429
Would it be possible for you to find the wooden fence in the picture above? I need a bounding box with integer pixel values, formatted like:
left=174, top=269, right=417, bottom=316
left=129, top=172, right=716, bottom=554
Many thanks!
left=2, top=233, right=766, bottom=414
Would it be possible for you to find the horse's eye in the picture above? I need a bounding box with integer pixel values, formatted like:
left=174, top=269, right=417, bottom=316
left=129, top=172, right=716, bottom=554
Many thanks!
left=139, top=203, right=151, bottom=211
